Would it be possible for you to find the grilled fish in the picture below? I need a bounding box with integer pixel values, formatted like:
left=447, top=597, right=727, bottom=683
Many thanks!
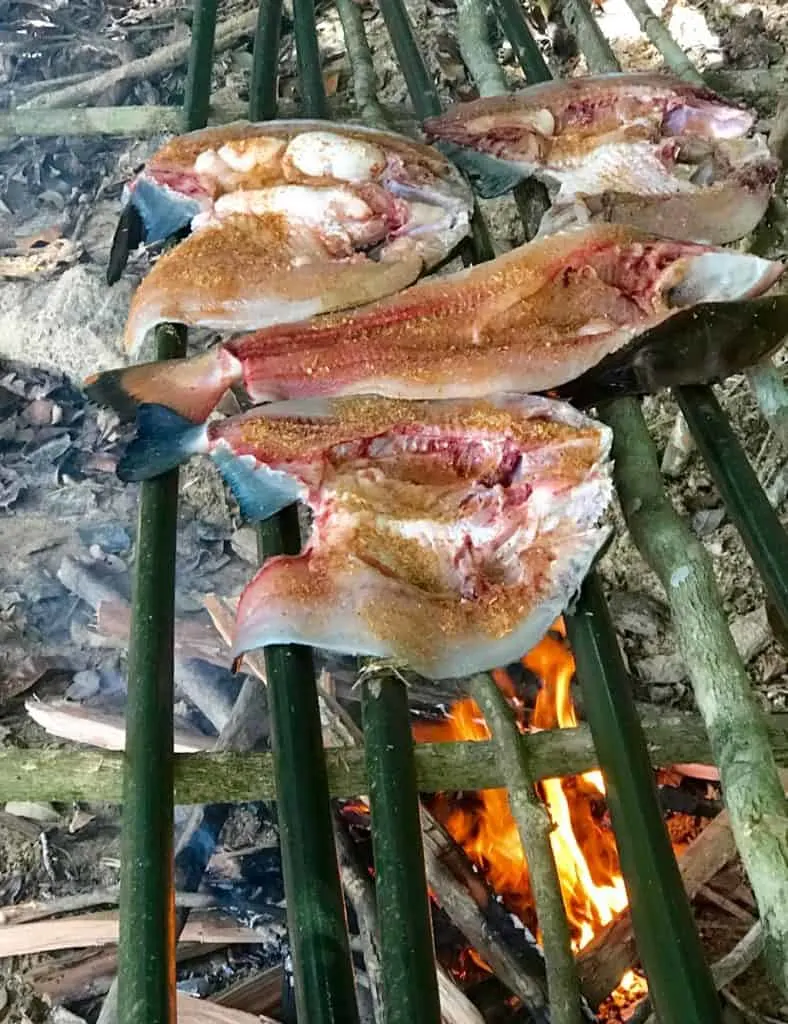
left=422, top=72, right=779, bottom=244
left=117, top=394, right=613, bottom=679
left=108, top=120, right=473, bottom=356
left=85, top=225, right=786, bottom=422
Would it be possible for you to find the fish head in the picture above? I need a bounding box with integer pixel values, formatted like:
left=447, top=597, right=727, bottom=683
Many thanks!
left=661, top=87, right=755, bottom=140
left=557, top=228, right=785, bottom=316
left=423, top=94, right=555, bottom=169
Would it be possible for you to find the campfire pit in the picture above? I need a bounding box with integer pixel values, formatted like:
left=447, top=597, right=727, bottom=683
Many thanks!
left=2, top=0, right=788, bottom=1020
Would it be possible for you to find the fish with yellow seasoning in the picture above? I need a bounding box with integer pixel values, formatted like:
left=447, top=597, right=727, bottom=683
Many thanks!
left=86, top=224, right=786, bottom=422
left=114, top=393, right=614, bottom=680
left=422, top=71, right=779, bottom=244
left=108, top=119, right=474, bottom=356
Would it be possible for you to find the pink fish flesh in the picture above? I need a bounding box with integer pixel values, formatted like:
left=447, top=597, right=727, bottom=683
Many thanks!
left=117, top=394, right=613, bottom=679
left=108, top=120, right=473, bottom=356
left=85, top=224, right=786, bottom=422
left=423, top=72, right=779, bottom=244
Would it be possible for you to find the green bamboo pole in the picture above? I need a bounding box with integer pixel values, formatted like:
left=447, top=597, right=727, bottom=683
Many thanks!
left=116, top=0, right=219, bottom=1018
left=375, top=0, right=442, bottom=118
left=116, top=324, right=183, bottom=1024
left=249, top=0, right=283, bottom=121
left=489, top=0, right=551, bottom=83
left=676, top=385, right=788, bottom=628
left=452, top=3, right=722, bottom=1014
left=292, top=0, right=329, bottom=118
left=361, top=674, right=442, bottom=1024
left=182, top=0, right=219, bottom=130
left=566, top=577, right=723, bottom=1024
left=248, top=1, right=359, bottom=1018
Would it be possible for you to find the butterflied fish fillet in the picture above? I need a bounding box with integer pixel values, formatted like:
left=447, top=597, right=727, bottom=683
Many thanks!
left=422, top=71, right=778, bottom=243
left=108, top=119, right=473, bottom=355
left=116, top=394, right=613, bottom=679
left=85, top=224, right=786, bottom=422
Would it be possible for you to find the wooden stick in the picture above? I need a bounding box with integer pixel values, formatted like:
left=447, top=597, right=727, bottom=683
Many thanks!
left=333, top=810, right=385, bottom=1023
left=469, top=674, right=583, bottom=1024
left=618, top=0, right=703, bottom=82
left=455, top=0, right=508, bottom=97
left=175, top=993, right=279, bottom=1024
left=0, top=911, right=262, bottom=957
left=0, top=99, right=420, bottom=138
left=24, top=698, right=215, bottom=752
left=333, top=0, right=389, bottom=128
left=6, top=711, right=788, bottom=804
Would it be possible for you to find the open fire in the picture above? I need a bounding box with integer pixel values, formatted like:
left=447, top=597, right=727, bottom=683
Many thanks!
left=414, top=619, right=649, bottom=1012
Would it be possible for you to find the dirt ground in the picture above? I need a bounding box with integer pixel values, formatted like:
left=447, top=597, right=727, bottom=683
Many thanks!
left=0, top=0, right=787, bottom=1019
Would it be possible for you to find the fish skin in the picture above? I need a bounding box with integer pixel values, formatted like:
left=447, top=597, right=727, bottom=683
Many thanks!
left=83, top=224, right=784, bottom=421
left=117, top=393, right=613, bottom=680
left=422, top=72, right=778, bottom=243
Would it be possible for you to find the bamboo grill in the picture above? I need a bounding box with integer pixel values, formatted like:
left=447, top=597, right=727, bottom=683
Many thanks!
left=5, top=0, right=788, bottom=1021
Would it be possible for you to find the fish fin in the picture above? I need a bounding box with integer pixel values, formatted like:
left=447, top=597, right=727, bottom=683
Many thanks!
left=117, top=403, right=207, bottom=482
left=128, top=178, right=201, bottom=246
left=553, top=296, right=788, bottom=407
left=211, top=447, right=302, bottom=524
left=84, top=349, right=240, bottom=424
left=107, top=203, right=145, bottom=286
left=433, top=141, right=529, bottom=199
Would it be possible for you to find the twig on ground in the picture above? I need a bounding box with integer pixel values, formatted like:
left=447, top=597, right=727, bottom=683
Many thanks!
left=469, top=674, right=583, bottom=1024
left=18, top=11, right=258, bottom=110
left=333, top=0, right=389, bottom=127
left=455, top=0, right=508, bottom=97
left=712, top=923, right=765, bottom=991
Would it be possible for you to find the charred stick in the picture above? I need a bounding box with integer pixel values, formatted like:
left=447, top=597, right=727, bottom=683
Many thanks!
left=577, top=809, right=738, bottom=1005
left=469, top=674, right=585, bottom=1024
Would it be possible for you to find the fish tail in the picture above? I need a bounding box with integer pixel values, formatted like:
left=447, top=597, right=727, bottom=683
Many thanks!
left=117, top=403, right=209, bottom=482
left=84, top=347, right=242, bottom=424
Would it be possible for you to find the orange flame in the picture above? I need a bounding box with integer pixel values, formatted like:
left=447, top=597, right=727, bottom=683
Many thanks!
left=415, top=618, right=648, bottom=1007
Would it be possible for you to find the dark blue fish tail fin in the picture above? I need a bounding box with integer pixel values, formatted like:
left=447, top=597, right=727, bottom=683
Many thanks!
left=433, top=141, right=529, bottom=199
left=117, top=403, right=207, bottom=483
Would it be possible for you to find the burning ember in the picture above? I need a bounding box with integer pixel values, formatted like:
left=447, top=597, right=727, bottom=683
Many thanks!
left=414, top=619, right=649, bottom=1010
